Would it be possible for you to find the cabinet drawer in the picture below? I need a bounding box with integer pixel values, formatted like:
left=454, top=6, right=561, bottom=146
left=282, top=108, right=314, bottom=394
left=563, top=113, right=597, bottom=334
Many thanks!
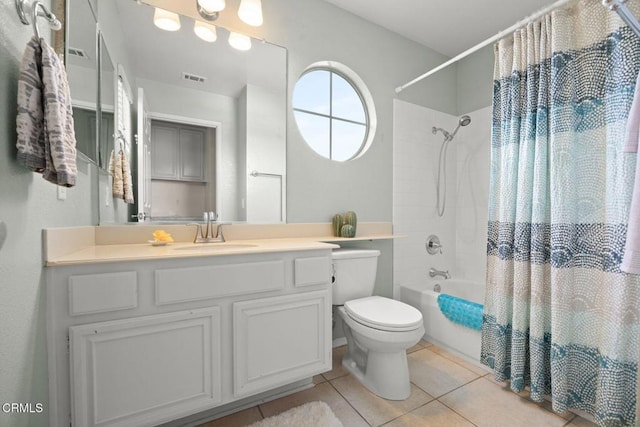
left=155, top=260, right=285, bottom=305
left=68, top=272, right=138, bottom=316
left=294, top=256, right=331, bottom=288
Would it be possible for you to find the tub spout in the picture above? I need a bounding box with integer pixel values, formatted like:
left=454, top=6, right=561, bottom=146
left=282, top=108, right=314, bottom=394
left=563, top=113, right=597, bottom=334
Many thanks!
left=429, top=268, right=450, bottom=279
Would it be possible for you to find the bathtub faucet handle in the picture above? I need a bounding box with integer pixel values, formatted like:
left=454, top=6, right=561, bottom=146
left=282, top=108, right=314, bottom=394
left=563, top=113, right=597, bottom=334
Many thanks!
left=426, top=235, right=443, bottom=255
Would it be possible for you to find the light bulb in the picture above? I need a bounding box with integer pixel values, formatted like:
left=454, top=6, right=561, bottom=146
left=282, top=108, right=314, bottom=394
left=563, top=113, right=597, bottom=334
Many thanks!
left=197, top=0, right=226, bottom=12
left=238, top=0, right=263, bottom=27
left=153, top=8, right=181, bottom=31
left=228, top=32, right=252, bottom=51
left=194, top=21, right=217, bottom=42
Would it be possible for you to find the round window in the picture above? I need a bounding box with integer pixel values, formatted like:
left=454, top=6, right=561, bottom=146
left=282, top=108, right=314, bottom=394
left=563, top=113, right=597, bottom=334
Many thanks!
left=293, top=62, right=376, bottom=161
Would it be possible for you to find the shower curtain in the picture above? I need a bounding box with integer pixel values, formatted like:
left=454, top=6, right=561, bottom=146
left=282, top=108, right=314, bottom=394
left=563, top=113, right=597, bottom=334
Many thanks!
left=481, top=1, right=640, bottom=425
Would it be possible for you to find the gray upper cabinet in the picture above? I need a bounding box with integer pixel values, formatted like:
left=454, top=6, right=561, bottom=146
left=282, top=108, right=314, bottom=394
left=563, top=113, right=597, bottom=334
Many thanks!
left=151, top=121, right=206, bottom=182
left=180, top=129, right=206, bottom=181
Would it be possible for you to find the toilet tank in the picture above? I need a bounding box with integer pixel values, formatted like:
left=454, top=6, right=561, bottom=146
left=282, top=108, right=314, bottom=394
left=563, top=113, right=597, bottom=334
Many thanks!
left=332, top=249, right=381, bottom=305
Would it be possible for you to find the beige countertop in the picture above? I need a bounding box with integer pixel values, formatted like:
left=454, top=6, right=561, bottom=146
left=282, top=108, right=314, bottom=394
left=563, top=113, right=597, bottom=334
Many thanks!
left=43, top=223, right=401, bottom=266
left=45, top=239, right=341, bottom=266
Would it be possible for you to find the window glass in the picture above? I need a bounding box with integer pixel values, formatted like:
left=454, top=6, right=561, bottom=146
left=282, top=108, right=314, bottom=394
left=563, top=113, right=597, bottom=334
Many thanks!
left=332, top=120, right=366, bottom=162
left=294, top=111, right=330, bottom=158
left=293, top=65, right=373, bottom=162
left=332, top=73, right=366, bottom=123
left=292, top=70, right=330, bottom=115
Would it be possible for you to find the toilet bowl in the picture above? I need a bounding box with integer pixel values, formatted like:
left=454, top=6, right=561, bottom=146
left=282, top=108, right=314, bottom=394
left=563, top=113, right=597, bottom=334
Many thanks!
left=332, top=250, right=425, bottom=400
left=338, top=296, right=424, bottom=400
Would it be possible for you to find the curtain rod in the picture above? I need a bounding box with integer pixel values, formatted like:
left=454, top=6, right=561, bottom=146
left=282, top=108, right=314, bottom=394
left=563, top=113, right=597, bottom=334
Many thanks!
left=395, top=0, right=576, bottom=94
left=603, top=0, right=640, bottom=38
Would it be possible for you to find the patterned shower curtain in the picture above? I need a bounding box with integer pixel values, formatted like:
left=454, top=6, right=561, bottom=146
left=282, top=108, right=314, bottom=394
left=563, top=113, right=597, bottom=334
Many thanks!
left=481, top=1, right=640, bottom=425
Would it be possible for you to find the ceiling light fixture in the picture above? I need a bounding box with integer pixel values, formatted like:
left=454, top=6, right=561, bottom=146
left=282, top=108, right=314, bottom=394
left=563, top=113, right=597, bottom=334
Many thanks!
left=153, top=7, right=181, bottom=31
left=196, top=0, right=225, bottom=21
left=228, top=31, right=252, bottom=51
left=238, top=0, right=263, bottom=26
left=194, top=21, right=217, bottom=42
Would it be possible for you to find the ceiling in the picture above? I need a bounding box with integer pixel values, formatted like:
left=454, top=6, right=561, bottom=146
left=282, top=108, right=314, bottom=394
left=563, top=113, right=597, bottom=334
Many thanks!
left=321, top=0, right=557, bottom=57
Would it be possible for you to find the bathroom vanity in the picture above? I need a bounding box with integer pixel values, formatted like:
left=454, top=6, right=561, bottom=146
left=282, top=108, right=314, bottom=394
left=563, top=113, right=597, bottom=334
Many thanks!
left=44, top=235, right=337, bottom=427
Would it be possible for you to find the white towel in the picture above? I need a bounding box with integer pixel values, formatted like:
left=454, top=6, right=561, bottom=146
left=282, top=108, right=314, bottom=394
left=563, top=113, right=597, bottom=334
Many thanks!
left=621, top=72, right=640, bottom=274
left=16, top=37, right=77, bottom=187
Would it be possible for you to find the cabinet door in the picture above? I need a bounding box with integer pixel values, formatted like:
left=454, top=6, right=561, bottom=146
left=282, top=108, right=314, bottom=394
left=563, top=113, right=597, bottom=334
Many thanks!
left=151, top=124, right=179, bottom=179
left=70, top=308, right=221, bottom=427
left=180, top=128, right=206, bottom=181
left=233, top=289, right=332, bottom=397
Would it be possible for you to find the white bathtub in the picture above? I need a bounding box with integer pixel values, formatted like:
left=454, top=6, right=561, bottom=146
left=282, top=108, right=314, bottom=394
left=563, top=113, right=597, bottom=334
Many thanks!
left=400, top=279, right=486, bottom=367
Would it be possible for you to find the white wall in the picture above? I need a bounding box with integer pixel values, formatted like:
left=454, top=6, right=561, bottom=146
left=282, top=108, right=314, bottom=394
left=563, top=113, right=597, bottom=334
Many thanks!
left=0, top=2, right=97, bottom=426
left=454, top=106, right=491, bottom=283
left=393, top=100, right=458, bottom=295
left=243, top=84, right=286, bottom=223
left=393, top=101, right=492, bottom=294
left=456, top=46, right=495, bottom=115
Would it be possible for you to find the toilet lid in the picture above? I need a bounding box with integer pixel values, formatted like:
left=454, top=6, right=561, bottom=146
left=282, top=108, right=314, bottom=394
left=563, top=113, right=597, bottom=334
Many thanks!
left=344, top=296, right=423, bottom=332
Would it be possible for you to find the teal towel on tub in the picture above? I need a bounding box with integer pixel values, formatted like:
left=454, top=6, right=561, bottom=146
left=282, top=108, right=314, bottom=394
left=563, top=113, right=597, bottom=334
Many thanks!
left=437, top=294, right=483, bottom=331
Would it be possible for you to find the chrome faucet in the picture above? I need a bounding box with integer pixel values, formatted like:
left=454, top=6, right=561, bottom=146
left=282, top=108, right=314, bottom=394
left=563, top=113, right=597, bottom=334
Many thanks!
left=429, top=267, right=450, bottom=279
left=189, top=212, right=227, bottom=243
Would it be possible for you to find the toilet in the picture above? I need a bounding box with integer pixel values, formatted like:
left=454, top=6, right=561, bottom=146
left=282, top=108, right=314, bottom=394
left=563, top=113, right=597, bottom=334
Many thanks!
left=332, top=249, right=425, bottom=400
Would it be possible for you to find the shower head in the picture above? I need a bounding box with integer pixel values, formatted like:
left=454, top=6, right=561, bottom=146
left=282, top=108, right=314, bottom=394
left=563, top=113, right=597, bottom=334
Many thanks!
left=432, top=115, right=471, bottom=142
left=449, top=115, right=472, bottom=140
left=459, top=115, right=471, bottom=127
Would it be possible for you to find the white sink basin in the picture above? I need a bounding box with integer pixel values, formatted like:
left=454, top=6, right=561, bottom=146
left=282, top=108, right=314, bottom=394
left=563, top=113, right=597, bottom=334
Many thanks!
left=174, top=243, right=257, bottom=251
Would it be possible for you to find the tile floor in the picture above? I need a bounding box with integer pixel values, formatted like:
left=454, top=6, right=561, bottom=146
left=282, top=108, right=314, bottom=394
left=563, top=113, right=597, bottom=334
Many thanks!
left=199, top=341, right=597, bottom=427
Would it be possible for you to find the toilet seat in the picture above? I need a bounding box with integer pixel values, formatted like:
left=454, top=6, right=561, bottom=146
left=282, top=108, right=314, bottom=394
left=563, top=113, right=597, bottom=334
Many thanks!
left=344, top=296, right=423, bottom=332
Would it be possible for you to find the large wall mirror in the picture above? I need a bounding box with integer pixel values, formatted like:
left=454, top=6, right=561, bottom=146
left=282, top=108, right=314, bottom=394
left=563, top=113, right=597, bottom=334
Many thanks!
left=65, top=0, right=287, bottom=224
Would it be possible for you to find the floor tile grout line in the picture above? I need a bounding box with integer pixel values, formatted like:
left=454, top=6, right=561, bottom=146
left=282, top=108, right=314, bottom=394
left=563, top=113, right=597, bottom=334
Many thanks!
left=436, top=375, right=582, bottom=426
left=480, top=376, right=579, bottom=424
left=376, top=399, right=440, bottom=427
left=415, top=345, right=488, bottom=378
left=429, top=375, right=486, bottom=402
left=435, top=394, right=480, bottom=427
left=256, top=403, right=266, bottom=420
left=326, top=376, right=374, bottom=426
left=407, top=366, right=482, bottom=402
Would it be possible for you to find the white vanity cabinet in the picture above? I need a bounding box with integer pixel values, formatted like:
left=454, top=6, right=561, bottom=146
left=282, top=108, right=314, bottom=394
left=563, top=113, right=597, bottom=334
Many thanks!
left=45, top=250, right=333, bottom=427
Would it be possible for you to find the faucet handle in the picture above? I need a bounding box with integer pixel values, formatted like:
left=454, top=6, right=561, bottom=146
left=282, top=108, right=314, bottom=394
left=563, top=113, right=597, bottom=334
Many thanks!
left=188, top=223, right=206, bottom=243
left=426, top=235, right=443, bottom=255
left=214, top=223, right=225, bottom=242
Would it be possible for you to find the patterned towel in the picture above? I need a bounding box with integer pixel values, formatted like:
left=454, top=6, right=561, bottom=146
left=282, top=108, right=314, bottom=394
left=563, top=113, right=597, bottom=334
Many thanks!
left=16, top=37, right=45, bottom=172
left=437, top=293, right=483, bottom=331
left=122, top=149, right=134, bottom=204
left=16, top=37, right=77, bottom=187
left=109, top=149, right=124, bottom=198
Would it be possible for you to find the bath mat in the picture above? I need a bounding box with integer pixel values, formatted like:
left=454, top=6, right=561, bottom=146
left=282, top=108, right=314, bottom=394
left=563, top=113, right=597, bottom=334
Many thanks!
left=437, top=293, right=483, bottom=331
left=248, top=401, right=343, bottom=427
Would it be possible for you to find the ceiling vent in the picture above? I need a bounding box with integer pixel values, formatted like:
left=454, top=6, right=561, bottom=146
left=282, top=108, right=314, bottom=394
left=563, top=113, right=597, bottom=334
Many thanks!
left=68, top=47, right=89, bottom=59
left=182, top=72, right=207, bottom=84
